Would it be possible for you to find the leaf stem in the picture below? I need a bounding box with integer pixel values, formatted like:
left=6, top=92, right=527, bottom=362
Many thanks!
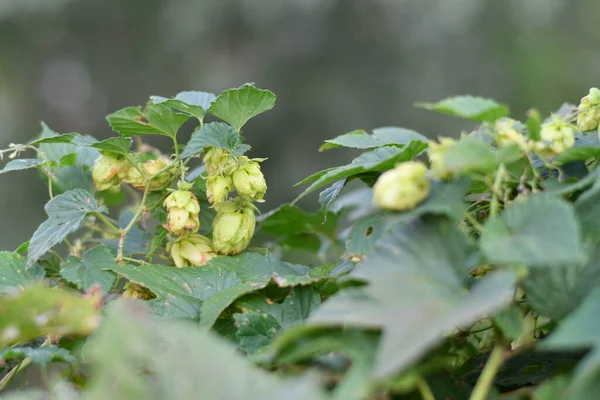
left=415, top=376, right=436, bottom=400
left=95, top=212, right=120, bottom=234
left=469, top=345, right=505, bottom=400
left=463, top=211, right=483, bottom=232
left=490, top=164, right=506, bottom=218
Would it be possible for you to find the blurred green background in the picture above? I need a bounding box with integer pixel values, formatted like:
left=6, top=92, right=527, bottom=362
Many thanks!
left=0, top=0, right=598, bottom=249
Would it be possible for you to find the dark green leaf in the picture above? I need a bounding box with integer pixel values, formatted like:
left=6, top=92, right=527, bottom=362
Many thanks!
left=294, top=142, right=427, bottom=203
left=319, top=127, right=428, bottom=152
left=525, top=109, right=542, bottom=141
left=95, top=210, right=151, bottom=256
left=481, top=195, right=583, bottom=267
left=151, top=91, right=217, bottom=121
left=259, top=205, right=337, bottom=238
left=416, top=95, right=509, bottom=122
left=28, top=189, right=107, bottom=268
left=555, top=133, right=600, bottom=164
left=346, top=179, right=469, bottom=255
left=493, top=306, right=525, bottom=341
left=107, top=103, right=190, bottom=137
left=28, top=124, right=79, bottom=145
left=180, top=122, right=251, bottom=158
left=0, top=251, right=45, bottom=293
left=208, top=85, right=276, bottom=132
left=233, top=311, right=280, bottom=354
left=309, top=217, right=516, bottom=378
left=76, top=136, right=133, bottom=155
left=59, top=246, right=117, bottom=293
left=542, top=288, right=600, bottom=395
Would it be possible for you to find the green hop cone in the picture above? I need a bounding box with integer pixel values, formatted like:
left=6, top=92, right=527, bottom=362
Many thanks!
left=203, top=147, right=233, bottom=175
left=124, top=157, right=174, bottom=191
left=232, top=157, right=267, bottom=202
left=212, top=198, right=256, bottom=255
left=168, top=233, right=217, bottom=268
left=372, top=161, right=430, bottom=211
left=532, top=116, right=575, bottom=157
left=206, top=174, right=233, bottom=206
left=495, top=119, right=528, bottom=149
left=427, top=137, right=457, bottom=179
left=577, top=87, right=600, bottom=132
left=164, top=189, right=201, bottom=236
left=122, top=283, right=155, bottom=300
left=91, top=154, right=131, bottom=191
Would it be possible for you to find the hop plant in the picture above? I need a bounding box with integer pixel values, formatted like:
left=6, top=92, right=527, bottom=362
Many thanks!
left=124, top=157, right=174, bottom=191
left=577, top=87, right=600, bottom=132
left=495, top=119, right=528, bottom=148
left=163, top=185, right=200, bottom=236
left=212, top=198, right=256, bottom=255
left=122, top=283, right=155, bottom=300
left=232, top=157, right=267, bottom=202
left=427, top=137, right=457, bottom=179
left=206, top=174, right=233, bottom=206
left=91, top=153, right=131, bottom=191
left=203, top=147, right=234, bottom=175
left=168, top=233, right=217, bottom=268
left=372, top=161, right=430, bottom=211
left=532, top=116, right=576, bottom=157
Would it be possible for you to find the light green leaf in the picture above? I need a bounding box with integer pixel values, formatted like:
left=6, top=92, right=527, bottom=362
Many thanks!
left=480, top=195, right=584, bottom=267
left=0, top=345, right=77, bottom=368
left=441, top=139, right=498, bottom=175
left=0, top=159, right=48, bottom=175
left=59, top=246, right=117, bottom=293
left=294, top=142, right=427, bottom=203
left=74, top=136, right=133, bottom=155
left=0, top=285, right=99, bottom=346
left=107, top=103, right=190, bottom=137
left=180, top=122, right=251, bottom=158
left=27, top=189, right=107, bottom=268
left=0, top=251, right=45, bottom=293
left=319, top=127, right=428, bottom=152
left=233, top=311, right=280, bottom=354
left=416, top=95, right=509, bottom=122
left=151, top=91, right=217, bottom=121
left=208, top=85, right=276, bottom=132
left=85, top=300, right=328, bottom=400
left=346, top=179, right=469, bottom=255
left=308, top=217, right=516, bottom=378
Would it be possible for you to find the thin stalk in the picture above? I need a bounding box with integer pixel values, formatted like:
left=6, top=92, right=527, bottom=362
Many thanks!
left=116, top=185, right=150, bottom=262
left=490, top=164, right=506, bottom=218
left=416, top=376, right=436, bottom=400
left=95, top=212, right=120, bottom=234
left=469, top=345, right=505, bottom=400
left=463, top=211, right=483, bottom=232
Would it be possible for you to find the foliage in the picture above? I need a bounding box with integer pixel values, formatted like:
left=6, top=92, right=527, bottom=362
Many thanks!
left=1, top=85, right=600, bottom=399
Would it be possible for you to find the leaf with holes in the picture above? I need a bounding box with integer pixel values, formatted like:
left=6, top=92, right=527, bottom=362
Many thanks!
left=208, top=85, right=276, bottom=132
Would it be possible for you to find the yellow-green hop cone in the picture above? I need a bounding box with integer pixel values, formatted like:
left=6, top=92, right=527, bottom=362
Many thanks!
left=203, top=147, right=232, bottom=175
left=168, top=233, right=217, bottom=268
left=164, top=189, right=201, bottom=235
left=427, top=137, right=456, bottom=179
left=124, top=157, right=174, bottom=191
left=232, top=157, right=267, bottom=202
left=206, top=174, right=233, bottom=206
left=372, top=161, right=430, bottom=211
left=122, top=283, right=155, bottom=300
left=212, top=199, right=256, bottom=255
left=495, top=119, right=527, bottom=148
left=92, top=154, right=131, bottom=191
left=577, top=88, right=600, bottom=132
left=534, top=116, right=576, bottom=157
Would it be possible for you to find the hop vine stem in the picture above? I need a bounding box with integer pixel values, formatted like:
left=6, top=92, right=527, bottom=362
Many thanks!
left=469, top=345, right=505, bottom=400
